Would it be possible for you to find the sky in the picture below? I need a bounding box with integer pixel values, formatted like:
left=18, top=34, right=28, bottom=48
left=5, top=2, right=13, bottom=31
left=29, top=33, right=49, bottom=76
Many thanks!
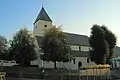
left=0, top=0, right=120, bottom=46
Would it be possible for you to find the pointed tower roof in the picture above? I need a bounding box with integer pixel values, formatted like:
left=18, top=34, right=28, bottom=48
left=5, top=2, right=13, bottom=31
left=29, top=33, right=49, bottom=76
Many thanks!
left=34, top=7, right=52, bottom=24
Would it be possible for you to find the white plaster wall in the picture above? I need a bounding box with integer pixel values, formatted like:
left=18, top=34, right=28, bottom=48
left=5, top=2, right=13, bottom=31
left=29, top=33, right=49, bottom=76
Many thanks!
left=31, top=60, right=62, bottom=68
left=33, top=20, right=52, bottom=37
left=34, top=37, right=39, bottom=48
left=32, top=57, right=91, bottom=70
left=80, top=46, right=89, bottom=51
left=70, top=45, right=79, bottom=51
left=31, top=37, right=42, bottom=67
left=62, top=57, right=89, bottom=70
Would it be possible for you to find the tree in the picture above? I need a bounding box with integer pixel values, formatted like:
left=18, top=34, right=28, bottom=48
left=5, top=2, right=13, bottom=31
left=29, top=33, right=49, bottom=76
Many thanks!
left=101, top=26, right=117, bottom=64
left=0, top=36, right=8, bottom=53
left=0, top=36, right=10, bottom=60
left=8, top=28, right=37, bottom=66
left=89, top=24, right=109, bottom=64
left=41, top=26, right=69, bottom=68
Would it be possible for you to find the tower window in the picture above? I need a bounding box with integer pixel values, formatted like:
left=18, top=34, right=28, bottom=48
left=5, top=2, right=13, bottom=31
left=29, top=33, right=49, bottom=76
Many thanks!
left=44, top=25, right=47, bottom=28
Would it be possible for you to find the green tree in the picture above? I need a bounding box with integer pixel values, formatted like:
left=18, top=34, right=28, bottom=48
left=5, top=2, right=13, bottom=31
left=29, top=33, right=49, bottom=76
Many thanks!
left=41, top=26, right=69, bottom=68
left=0, top=36, right=10, bottom=60
left=0, top=36, right=7, bottom=54
left=89, top=25, right=109, bottom=64
left=8, top=28, right=37, bottom=66
left=101, top=26, right=117, bottom=64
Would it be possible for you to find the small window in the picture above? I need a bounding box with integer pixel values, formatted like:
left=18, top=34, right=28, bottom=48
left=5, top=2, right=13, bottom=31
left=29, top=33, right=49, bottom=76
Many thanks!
left=44, top=25, right=47, bottom=28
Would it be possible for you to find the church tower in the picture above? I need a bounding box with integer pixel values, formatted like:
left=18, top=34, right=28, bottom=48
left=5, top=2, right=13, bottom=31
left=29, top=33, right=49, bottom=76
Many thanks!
left=33, top=7, right=52, bottom=36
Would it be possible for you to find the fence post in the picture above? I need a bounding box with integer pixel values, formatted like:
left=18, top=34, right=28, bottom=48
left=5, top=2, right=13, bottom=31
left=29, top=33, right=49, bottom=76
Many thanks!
left=86, top=68, right=88, bottom=80
left=95, top=68, right=97, bottom=80
left=100, top=68, right=102, bottom=80
left=106, top=68, right=109, bottom=80
left=93, top=68, right=95, bottom=80
left=79, top=68, right=81, bottom=80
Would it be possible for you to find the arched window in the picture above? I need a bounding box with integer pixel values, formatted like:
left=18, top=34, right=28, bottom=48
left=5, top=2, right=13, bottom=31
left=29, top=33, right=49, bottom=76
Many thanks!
left=78, top=61, right=82, bottom=69
left=73, top=58, right=75, bottom=64
left=87, top=57, right=90, bottom=63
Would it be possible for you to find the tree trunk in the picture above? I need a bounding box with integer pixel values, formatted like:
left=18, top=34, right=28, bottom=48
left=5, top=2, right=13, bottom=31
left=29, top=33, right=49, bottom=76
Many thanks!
left=21, top=60, right=30, bottom=66
left=54, top=61, right=57, bottom=69
left=24, top=60, right=30, bottom=66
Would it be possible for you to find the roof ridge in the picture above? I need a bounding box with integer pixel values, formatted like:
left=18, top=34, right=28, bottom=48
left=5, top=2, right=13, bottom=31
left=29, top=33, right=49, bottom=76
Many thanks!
left=63, top=32, right=88, bottom=37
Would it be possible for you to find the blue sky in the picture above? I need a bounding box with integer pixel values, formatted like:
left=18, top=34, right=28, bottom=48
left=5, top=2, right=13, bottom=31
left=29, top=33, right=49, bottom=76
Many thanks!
left=0, top=0, right=120, bottom=46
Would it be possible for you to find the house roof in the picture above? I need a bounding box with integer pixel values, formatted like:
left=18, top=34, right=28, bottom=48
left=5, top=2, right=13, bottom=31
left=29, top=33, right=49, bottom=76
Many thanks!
left=34, top=7, right=52, bottom=24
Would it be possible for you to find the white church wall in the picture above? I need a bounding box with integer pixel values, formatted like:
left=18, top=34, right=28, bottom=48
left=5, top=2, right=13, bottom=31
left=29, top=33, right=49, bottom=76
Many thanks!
left=80, top=46, right=89, bottom=52
left=34, top=38, right=39, bottom=48
left=34, top=20, right=52, bottom=37
left=31, top=57, right=91, bottom=70
left=43, top=61, right=54, bottom=68
left=70, top=45, right=79, bottom=51
left=63, top=57, right=88, bottom=70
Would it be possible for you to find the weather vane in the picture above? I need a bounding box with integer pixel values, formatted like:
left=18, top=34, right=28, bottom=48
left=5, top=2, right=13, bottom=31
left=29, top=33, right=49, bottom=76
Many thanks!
left=42, top=4, right=44, bottom=7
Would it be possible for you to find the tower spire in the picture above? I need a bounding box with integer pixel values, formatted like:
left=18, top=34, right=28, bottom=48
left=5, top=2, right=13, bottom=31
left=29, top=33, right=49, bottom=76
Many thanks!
left=34, top=7, right=52, bottom=24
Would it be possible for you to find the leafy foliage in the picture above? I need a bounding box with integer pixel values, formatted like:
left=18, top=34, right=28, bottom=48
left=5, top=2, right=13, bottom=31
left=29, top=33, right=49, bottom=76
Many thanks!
left=89, top=24, right=117, bottom=64
left=41, top=26, right=70, bottom=68
left=89, top=25, right=109, bottom=64
left=8, top=28, right=37, bottom=66
left=0, top=36, right=10, bottom=60
left=0, top=36, right=7, bottom=53
left=101, top=26, right=117, bottom=64
left=101, top=26, right=117, bottom=58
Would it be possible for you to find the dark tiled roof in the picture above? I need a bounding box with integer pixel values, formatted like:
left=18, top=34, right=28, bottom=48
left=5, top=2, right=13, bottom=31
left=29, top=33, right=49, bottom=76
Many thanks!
left=34, top=7, right=52, bottom=24
left=64, top=32, right=89, bottom=46
left=35, top=32, right=89, bottom=47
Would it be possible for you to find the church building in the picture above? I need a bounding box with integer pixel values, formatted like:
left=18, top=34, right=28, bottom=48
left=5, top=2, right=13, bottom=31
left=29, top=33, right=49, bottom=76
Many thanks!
left=32, top=7, right=91, bottom=70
